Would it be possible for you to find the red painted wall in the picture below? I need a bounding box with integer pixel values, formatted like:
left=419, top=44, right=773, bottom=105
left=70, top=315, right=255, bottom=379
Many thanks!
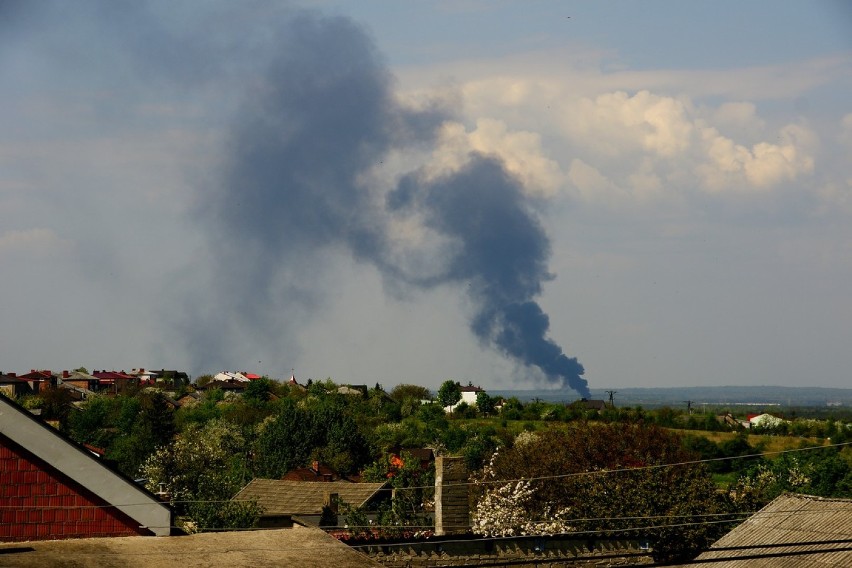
left=0, top=438, right=148, bottom=542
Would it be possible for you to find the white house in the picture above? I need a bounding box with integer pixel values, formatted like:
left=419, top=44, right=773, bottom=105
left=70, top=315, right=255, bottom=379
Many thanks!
left=444, top=384, right=484, bottom=413
left=748, top=413, right=788, bottom=429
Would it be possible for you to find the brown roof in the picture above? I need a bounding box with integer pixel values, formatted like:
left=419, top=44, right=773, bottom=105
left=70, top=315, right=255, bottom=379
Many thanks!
left=233, top=479, right=389, bottom=516
left=684, top=493, right=852, bottom=567
left=282, top=463, right=340, bottom=482
left=0, top=525, right=381, bottom=567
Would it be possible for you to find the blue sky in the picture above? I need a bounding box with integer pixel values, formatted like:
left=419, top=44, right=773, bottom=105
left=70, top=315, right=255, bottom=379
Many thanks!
left=1, top=1, right=851, bottom=393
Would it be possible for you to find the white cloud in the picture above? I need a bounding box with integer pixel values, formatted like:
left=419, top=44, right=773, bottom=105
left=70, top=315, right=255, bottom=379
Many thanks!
left=567, top=158, right=625, bottom=204
left=431, top=84, right=820, bottom=201
left=697, top=123, right=815, bottom=190
left=396, top=46, right=847, bottom=209
left=559, top=90, right=695, bottom=159
left=427, top=118, right=566, bottom=197
left=711, top=102, right=765, bottom=139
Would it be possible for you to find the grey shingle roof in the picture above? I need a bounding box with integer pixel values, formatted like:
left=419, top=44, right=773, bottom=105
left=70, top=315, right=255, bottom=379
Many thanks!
left=233, top=479, right=389, bottom=516
left=685, top=493, right=852, bottom=567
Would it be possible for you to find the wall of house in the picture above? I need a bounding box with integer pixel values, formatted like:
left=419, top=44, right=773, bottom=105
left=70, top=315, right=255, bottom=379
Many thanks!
left=0, top=438, right=147, bottom=542
left=361, top=536, right=652, bottom=567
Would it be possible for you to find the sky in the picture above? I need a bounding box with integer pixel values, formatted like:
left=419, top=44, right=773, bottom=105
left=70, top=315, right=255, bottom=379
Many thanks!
left=2, top=1, right=851, bottom=394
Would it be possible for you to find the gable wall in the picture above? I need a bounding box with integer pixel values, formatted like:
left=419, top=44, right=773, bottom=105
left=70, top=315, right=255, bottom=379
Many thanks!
left=0, top=435, right=148, bottom=542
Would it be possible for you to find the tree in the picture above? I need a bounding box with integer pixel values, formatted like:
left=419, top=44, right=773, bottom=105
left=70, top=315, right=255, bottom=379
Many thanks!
left=729, top=446, right=852, bottom=508
left=38, top=387, right=73, bottom=426
left=473, top=424, right=733, bottom=563
left=68, top=395, right=119, bottom=449
left=195, top=374, right=214, bottom=387
left=243, top=377, right=275, bottom=404
left=476, top=391, right=496, bottom=416
left=362, top=451, right=435, bottom=532
left=254, top=400, right=315, bottom=478
left=389, top=384, right=431, bottom=402
left=108, top=391, right=176, bottom=476
left=254, top=397, right=371, bottom=478
left=437, top=380, right=462, bottom=408
left=141, top=418, right=260, bottom=531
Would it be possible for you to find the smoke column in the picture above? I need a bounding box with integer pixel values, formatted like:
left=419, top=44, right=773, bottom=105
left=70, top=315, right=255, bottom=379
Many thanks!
left=389, top=158, right=588, bottom=396
left=200, top=10, right=589, bottom=396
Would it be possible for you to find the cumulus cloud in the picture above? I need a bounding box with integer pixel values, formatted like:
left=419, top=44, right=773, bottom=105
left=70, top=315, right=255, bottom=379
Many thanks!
left=428, top=118, right=566, bottom=197
left=698, top=123, right=815, bottom=190
left=424, top=78, right=821, bottom=202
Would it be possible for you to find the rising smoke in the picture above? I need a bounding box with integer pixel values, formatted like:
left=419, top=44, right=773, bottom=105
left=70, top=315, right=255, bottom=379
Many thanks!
left=200, top=10, right=589, bottom=396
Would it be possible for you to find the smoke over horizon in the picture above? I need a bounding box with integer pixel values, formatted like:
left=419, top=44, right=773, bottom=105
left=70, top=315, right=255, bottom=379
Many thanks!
left=194, top=10, right=589, bottom=396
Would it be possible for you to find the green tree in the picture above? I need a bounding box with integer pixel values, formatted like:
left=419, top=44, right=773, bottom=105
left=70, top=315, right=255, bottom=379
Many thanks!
left=254, top=400, right=315, bottom=478
left=500, top=397, right=524, bottom=420
left=476, top=391, right=496, bottom=416
left=242, top=377, right=275, bottom=404
left=195, top=374, right=214, bottom=387
left=389, top=384, right=431, bottom=402
left=254, top=397, right=371, bottom=478
left=68, top=395, right=119, bottom=448
left=108, top=391, right=176, bottom=476
left=437, top=380, right=462, bottom=407
left=363, top=451, right=435, bottom=532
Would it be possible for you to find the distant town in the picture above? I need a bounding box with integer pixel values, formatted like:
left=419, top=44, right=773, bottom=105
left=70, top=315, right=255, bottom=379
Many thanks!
left=2, top=365, right=851, bottom=565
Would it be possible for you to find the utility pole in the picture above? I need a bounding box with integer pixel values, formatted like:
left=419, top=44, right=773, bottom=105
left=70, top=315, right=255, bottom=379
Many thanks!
left=684, top=400, right=694, bottom=415
left=606, top=390, right=617, bottom=408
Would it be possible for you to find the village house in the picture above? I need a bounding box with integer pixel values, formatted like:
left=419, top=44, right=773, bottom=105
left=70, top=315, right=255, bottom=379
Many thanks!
left=444, top=383, right=485, bottom=413
left=233, top=479, right=390, bottom=528
left=282, top=461, right=343, bottom=482
left=0, top=395, right=171, bottom=541
left=747, top=412, right=789, bottom=429
left=0, top=373, right=33, bottom=398
left=15, top=370, right=58, bottom=394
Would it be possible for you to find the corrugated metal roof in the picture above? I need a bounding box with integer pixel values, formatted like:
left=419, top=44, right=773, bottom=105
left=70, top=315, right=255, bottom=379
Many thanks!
left=683, top=493, right=852, bottom=567
left=233, top=479, right=389, bottom=515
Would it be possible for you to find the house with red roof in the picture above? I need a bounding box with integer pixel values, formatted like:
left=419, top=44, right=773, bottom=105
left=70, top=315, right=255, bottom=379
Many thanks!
left=15, top=370, right=57, bottom=394
left=90, top=370, right=138, bottom=394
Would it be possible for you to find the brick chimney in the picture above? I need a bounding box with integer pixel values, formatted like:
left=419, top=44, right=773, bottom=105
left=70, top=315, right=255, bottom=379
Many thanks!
left=62, top=370, right=69, bottom=378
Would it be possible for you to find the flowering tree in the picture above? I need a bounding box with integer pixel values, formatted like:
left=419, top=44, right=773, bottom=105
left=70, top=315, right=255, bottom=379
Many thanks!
left=471, top=424, right=733, bottom=563
left=141, top=418, right=261, bottom=531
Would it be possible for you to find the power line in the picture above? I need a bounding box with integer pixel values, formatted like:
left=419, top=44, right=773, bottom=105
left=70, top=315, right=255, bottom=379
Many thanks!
left=1, top=440, right=849, bottom=509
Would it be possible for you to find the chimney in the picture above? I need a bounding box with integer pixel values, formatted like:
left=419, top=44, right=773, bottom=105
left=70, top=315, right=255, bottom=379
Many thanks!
left=63, top=370, right=69, bottom=378
left=435, top=456, right=469, bottom=536
left=312, top=460, right=320, bottom=473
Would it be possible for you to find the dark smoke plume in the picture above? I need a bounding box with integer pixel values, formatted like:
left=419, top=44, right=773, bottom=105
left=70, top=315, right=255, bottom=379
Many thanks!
left=200, top=10, right=588, bottom=395
left=389, top=158, right=588, bottom=397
